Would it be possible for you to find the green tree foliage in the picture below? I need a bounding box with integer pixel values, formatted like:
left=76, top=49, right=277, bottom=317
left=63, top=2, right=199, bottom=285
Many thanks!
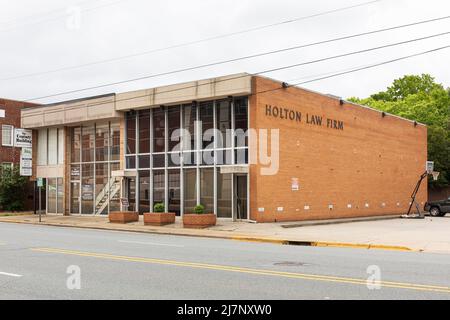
left=349, top=74, right=450, bottom=188
left=0, top=166, right=29, bottom=211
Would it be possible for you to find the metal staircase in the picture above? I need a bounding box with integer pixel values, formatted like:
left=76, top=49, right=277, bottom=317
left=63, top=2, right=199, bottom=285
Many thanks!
left=95, top=177, right=120, bottom=215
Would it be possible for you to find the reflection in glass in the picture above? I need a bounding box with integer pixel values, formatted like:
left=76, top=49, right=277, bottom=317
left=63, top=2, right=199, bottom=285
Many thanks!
left=200, top=168, right=214, bottom=213
left=110, top=121, right=120, bottom=161
left=168, top=170, right=181, bottom=216
left=139, top=110, right=150, bottom=153
left=183, top=104, right=196, bottom=151
left=217, top=172, right=232, bottom=218
left=81, top=164, right=94, bottom=214
left=217, top=100, right=231, bottom=148
left=95, top=163, right=108, bottom=215
left=126, top=113, right=136, bottom=154
left=200, top=101, right=214, bottom=149
left=71, top=182, right=80, bottom=214
left=139, top=171, right=150, bottom=214
left=47, top=178, right=57, bottom=214
left=153, top=108, right=165, bottom=153
left=153, top=170, right=165, bottom=208
left=71, top=127, right=81, bottom=163
left=57, top=178, right=64, bottom=214
left=184, top=169, right=197, bottom=214
left=95, top=124, right=109, bottom=162
left=82, top=125, right=95, bottom=162
left=168, top=106, right=180, bottom=152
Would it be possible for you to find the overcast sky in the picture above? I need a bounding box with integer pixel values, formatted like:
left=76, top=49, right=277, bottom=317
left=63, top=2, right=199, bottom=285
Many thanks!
left=1, top=0, right=449, bottom=104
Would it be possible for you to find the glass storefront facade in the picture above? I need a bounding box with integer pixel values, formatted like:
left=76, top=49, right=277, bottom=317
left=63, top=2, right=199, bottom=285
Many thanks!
left=125, top=97, right=249, bottom=218
left=70, top=121, right=121, bottom=215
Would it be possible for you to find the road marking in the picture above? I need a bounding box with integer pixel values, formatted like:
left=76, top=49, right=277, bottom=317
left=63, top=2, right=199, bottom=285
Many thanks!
left=0, top=271, right=23, bottom=278
left=31, top=247, right=450, bottom=294
left=118, top=240, right=185, bottom=248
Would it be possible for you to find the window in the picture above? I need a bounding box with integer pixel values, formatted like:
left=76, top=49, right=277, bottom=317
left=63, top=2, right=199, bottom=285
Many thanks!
left=139, top=110, right=150, bottom=154
left=168, top=106, right=180, bottom=152
left=2, top=125, right=14, bottom=146
left=153, top=108, right=166, bottom=153
left=199, top=101, right=214, bottom=149
left=126, top=112, right=136, bottom=154
left=217, top=100, right=231, bottom=148
left=200, top=168, right=214, bottom=213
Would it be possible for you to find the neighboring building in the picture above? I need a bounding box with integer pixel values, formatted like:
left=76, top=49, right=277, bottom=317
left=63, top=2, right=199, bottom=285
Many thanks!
left=0, top=98, right=38, bottom=172
left=0, top=98, right=39, bottom=211
left=20, top=73, right=428, bottom=222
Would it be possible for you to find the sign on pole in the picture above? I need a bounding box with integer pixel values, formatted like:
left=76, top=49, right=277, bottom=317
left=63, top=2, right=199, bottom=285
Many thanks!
left=20, top=147, right=33, bottom=176
left=14, top=128, right=33, bottom=148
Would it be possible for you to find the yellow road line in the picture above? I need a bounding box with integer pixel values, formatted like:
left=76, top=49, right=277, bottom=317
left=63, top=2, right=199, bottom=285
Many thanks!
left=31, top=247, right=450, bottom=294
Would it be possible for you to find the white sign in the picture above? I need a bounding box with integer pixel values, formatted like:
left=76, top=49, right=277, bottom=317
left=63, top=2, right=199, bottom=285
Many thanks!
left=20, top=148, right=33, bottom=176
left=14, top=128, right=33, bottom=148
left=0, top=109, right=5, bottom=118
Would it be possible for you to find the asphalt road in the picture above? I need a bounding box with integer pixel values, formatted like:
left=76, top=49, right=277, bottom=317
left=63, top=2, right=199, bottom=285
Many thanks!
left=0, top=222, right=449, bottom=300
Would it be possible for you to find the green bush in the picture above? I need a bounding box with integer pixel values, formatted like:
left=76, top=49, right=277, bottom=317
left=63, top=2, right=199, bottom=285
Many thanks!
left=153, top=203, right=165, bottom=213
left=0, top=167, right=28, bottom=212
left=193, top=204, right=205, bottom=214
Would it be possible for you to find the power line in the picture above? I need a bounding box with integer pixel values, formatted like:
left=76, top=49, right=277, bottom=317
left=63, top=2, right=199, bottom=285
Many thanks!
left=21, top=43, right=450, bottom=119
left=0, top=0, right=383, bottom=81
left=257, top=45, right=450, bottom=96
left=25, top=30, right=450, bottom=101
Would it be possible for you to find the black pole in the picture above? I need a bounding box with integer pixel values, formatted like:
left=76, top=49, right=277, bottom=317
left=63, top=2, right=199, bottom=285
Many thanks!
left=33, top=180, right=36, bottom=215
left=406, top=171, right=427, bottom=216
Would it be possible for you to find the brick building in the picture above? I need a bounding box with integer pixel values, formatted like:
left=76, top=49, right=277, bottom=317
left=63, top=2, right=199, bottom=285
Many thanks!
left=0, top=98, right=38, bottom=171
left=20, top=73, right=428, bottom=222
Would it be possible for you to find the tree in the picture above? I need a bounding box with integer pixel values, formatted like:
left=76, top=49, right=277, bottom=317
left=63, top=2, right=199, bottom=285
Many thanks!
left=349, top=74, right=450, bottom=188
left=0, top=166, right=29, bottom=211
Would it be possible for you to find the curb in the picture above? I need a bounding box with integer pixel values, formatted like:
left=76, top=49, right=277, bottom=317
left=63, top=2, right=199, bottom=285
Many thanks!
left=0, top=219, right=413, bottom=252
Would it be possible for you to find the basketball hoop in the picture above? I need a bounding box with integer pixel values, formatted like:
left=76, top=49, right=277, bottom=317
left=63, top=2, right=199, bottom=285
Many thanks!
left=431, top=171, right=440, bottom=181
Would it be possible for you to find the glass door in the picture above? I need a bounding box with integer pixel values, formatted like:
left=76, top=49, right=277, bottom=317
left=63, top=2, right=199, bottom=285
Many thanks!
left=235, top=175, right=248, bottom=220
left=71, top=182, right=81, bottom=214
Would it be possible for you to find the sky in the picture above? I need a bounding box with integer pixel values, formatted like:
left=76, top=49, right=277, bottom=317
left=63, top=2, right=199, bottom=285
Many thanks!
left=0, top=0, right=449, bottom=104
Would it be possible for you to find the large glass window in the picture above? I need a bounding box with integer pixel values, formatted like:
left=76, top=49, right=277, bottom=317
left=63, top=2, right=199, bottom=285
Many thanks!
left=184, top=169, right=197, bottom=214
left=183, top=103, right=196, bottom=151
left=110, top=163, right=121, bottom=212
left=47, top=178, right=57, bottom=214
left=217, top=172, right=232, bottom=218
left=168, top=170, right=181, bottom=216
left=81, top=164, right=94, bottom=214
left=139, top=171, right=150, bottom=214
left=234, top=97, right=248, bottom=148
left=95, top=163, right=108, bottom=215
left=200, top=101, right=214, bottom=149
left=139, top=110, right=150, bottom=154
left=153, top=108, right=165, bottom=153
left=126, top=113, right=136, bottom=154
left=217, top=100, right=232, bottom=148
left=95, top=124, right=109, bottom=162
left=110, top=122, right=120, bottom=161
left=168, top=106, right=181, bottom=152
left=37, top=129, right=48, bottom=165
left=71, top=122, right=121, bottom=215
left=82, top=125, right=95, bottom=162
left=200, top=168, right=214, bottom=213
left=153, top=170, right=165, bottom=208
left=71, top=128, right=81, bottom=163
left=57, top=178, right=64, bottom=214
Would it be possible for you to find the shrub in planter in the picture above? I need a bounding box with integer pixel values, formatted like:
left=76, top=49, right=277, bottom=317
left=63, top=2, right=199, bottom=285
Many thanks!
left=183, top=204, right=216, bottom=229
left=144, top=203, right=176, bottom=226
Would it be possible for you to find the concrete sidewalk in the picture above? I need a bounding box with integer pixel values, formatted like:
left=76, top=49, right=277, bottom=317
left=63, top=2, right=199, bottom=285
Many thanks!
left=0, top=214, right=449, bottom=254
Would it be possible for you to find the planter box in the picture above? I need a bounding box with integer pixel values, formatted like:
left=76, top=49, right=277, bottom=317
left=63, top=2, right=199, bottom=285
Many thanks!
left=109, top=211, right=139, bottom=224
left=183, top=213, right=217, bottom=229
left=144, top=212, right=176, bottom=226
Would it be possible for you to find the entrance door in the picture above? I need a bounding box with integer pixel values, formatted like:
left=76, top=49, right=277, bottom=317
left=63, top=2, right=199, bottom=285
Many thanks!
left=235, top=175, right=248, bottom=220
left=126, top=177, right=137, bottom=212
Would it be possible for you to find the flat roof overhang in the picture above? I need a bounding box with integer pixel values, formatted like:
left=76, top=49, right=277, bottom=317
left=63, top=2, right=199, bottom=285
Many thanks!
left=21, top=73, right=253, bottom=129
left=21, top=94, right=120, bottom=129
left=115, top=73, right=252, bottom=111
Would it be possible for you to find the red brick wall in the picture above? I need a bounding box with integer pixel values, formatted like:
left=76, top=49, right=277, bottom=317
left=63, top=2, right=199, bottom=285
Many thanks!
left=249, top=76, right=428, bottom=222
